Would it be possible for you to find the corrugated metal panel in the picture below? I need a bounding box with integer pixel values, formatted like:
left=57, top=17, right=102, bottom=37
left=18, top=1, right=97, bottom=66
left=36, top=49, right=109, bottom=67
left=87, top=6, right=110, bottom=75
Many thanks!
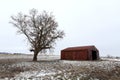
left=61, top=45, right=99, bottom=60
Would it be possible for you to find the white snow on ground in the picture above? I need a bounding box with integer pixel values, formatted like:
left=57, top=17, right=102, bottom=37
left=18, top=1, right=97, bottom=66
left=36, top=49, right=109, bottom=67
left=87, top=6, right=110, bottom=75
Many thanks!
left=0, top=54, right=120, bottom=80
left=9, top=60, right=120, bottom=80
left=0, top=54, right=60, bottom=60
left=14, top=70, right=56, bottom=79
left=101, top=58, right=120, bottom=61
left=62, top=60, right=120, bottom=71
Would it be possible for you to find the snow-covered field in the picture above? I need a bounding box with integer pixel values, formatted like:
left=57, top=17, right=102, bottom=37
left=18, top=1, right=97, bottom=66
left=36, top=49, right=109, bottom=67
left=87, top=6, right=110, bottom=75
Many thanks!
left=0, top=54, right=120, bottom=80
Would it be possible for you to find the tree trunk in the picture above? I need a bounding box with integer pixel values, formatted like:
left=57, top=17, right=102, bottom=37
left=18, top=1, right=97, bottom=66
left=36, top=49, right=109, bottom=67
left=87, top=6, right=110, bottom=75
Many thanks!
left=33, top=52, right=38, bottom=61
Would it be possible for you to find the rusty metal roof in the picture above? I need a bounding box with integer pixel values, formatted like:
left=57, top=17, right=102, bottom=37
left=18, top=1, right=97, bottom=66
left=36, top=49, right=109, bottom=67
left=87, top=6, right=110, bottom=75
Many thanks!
left=62, top=45, right=98, bottom=51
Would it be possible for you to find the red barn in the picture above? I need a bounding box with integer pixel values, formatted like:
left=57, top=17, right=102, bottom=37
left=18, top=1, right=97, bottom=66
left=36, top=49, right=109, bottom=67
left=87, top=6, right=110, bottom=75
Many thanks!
left=61, top=45, right=99, bottom=60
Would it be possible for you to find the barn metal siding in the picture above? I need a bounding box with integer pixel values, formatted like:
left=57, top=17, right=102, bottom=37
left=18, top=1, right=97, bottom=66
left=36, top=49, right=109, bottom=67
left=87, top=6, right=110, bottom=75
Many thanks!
left=61, top=45, right=99, bottom=60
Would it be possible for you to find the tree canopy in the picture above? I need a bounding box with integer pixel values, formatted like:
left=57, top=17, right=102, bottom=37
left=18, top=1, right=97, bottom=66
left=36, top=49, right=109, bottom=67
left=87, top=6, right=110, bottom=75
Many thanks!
left=10, top=9, right=65, bottom=61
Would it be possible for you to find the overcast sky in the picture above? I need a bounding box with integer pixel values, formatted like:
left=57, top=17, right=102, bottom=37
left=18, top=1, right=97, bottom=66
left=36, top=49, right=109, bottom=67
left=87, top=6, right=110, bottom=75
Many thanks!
left=0, top=0, right=120, bottom=56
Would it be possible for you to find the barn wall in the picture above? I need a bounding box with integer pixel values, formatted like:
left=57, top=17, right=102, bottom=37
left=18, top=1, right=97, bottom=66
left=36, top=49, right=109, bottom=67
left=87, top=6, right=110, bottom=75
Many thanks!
left=73, top=50, right=88, bottom=60
left=61, top=51, right=73, bottom=60
left=61, top=46, right=100, bottom=60
left=61, top=50, right=89, bottom=60
left=88, top=50, right=92, bottom=60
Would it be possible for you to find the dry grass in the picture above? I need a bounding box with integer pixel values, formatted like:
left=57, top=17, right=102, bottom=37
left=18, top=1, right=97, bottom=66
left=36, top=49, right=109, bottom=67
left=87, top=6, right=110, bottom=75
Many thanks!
left=0, top=54, right=120, bottom=80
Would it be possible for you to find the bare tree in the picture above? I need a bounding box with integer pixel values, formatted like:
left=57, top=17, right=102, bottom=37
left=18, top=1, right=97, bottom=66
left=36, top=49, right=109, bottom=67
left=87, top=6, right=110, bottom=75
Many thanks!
left=10, top=9, right=65, bottom=61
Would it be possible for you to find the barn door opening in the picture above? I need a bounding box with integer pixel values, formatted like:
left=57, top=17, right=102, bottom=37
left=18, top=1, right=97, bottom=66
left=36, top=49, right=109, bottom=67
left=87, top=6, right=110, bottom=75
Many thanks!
left=92, top=50, right=97, bottom=60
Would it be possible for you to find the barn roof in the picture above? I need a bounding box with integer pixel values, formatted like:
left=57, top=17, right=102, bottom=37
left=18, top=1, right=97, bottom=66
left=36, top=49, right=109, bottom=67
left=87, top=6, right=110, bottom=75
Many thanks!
left=62, top=45, right=98, bottom=51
